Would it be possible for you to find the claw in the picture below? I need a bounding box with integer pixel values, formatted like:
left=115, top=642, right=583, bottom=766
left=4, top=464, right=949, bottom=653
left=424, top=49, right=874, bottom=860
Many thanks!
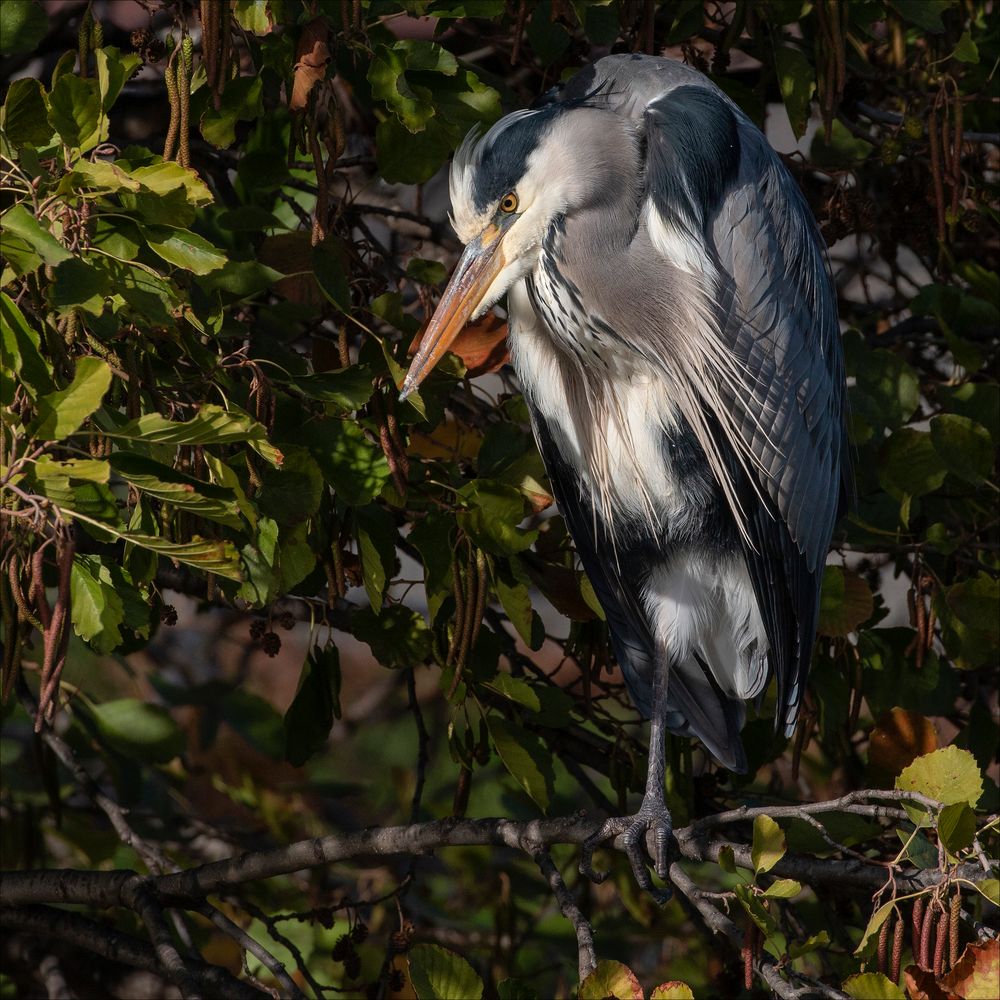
left=578, top=799, right=674, bottom=903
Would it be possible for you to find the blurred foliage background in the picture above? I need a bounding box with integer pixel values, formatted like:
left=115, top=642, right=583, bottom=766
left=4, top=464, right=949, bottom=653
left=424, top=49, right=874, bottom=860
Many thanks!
left=0, top=0, right=997, bottom=998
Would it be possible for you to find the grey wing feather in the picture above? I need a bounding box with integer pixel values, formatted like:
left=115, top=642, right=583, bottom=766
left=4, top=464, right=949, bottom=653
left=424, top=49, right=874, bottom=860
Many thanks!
left=638, top=76, right=847, bottom=734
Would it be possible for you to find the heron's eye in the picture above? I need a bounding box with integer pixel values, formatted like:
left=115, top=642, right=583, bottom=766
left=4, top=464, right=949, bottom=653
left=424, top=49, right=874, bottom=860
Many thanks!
left=499, top=192, right=519, bottom=214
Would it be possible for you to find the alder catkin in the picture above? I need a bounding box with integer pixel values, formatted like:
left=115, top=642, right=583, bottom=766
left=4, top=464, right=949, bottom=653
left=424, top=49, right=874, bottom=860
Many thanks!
left=891, top=913, right=904, bottom=983
left=949, top=889, right=961, bottom=970
left=912, top=896, right=925, bottom=966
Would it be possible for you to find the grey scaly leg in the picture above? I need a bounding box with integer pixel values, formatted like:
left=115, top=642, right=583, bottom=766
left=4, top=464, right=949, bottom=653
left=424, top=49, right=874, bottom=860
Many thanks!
left=579, top=659, right=673, bottom=904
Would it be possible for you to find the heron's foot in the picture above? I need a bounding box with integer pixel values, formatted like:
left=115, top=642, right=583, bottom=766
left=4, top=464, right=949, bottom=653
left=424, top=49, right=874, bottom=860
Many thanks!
left=578, top=797, right=673, bottom=904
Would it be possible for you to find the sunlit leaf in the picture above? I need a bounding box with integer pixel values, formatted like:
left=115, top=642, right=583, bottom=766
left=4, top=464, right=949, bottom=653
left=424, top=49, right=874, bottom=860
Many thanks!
left=407, top=943, right=483, bottom=1000
left=751, top=815, right=785, bottom=875
left=578, top=960, right=643, bottom=1000
left=896, top=746, right=984, bottom=808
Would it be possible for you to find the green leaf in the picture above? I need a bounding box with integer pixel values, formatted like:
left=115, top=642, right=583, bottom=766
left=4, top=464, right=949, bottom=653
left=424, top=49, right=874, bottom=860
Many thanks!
left=486, top=674, right=541, bottom=712
left=457, top=480, right=536, bottom=555
left=488, top=717, right=552, bottom=812
left=762, top=878, right=801, bottom=899
left=2, top=204, right=72, bottom=265
left=774, top=45, right=815, bottom=139
left=29, top=357, right=112, bottom=440
left=89, top=699, right=184, bottom=764
left=879, top=428, right=948, bottom=500
left=65, top=507, right=243, bottom=581
left=1, top=77, right=54, bottom=147
left=578, top=960, right=643, bottom=1000
left=935, top=573, right=1000, bottom=669
left=717, top=845, right=737, bottom=873
left=46, top=256, right=111, bottom=315
left=818, top=566, right=873, bottom=637
left=110, top=453, right=242, bottom=529
left=67, top=158, right=142, bottom=195
left=47, top=73, right=105, bottom=151
left=313, top=240, right=351, bottom=311
left=896, top=746, right=984, bottom=808
left=146, top=226, right=227, bottom=274
left=952, top=29, right=979, bottom=63
left=33, top=457, right=110, bottom=483
left=493, top=562, right=541, bottom=650
left=352, top=604, right=431, bottom=669
left=788, top=930, right=830, bottom=959
left=284, top=645, right=341, bottom=767
left=1, top=291, right=53, bottom=398
left=734, top=883, right=776, bottom=935
left=407, top=944, right=483, bottom=1000
left=294, top=367, right=375, bottom=411
left=751, top=814, right=785, bottom=875
left=130, top=161, right=213, bottom=205
left=409, top=512, right=454, bottom=624
left=527, top=1, right=571, bottom=65
left=356, top=504, right=397, bottom=612
left=930, top=414, right=994, bottom=484
left=975, top=879, right=999, bottom=905
left=257, top=447, right=323, bottom=527
left=842, top=973, right=905, bottom=1000
left=200, top=75, right=263, bottom=148
left=854, top=901, right=894, bottom=956
left=305, top=419, right=390, bottom=506
left=888, top=0, right=954, bottom=32
left=94, top=47, right=142, bottom=111
left=113, top=405, right=282, bottom=466
left=233, top=0, right=272, bottom=32
left=0, top=1, right=48, bottom=58
left=937, top=802, right=976, bottom=855
left=71, top=554, right=126, bottom=652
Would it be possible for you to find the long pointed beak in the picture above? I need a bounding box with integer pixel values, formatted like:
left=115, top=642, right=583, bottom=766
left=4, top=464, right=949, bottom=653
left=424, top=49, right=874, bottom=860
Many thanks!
left=399, top=225, right=507, bottom=400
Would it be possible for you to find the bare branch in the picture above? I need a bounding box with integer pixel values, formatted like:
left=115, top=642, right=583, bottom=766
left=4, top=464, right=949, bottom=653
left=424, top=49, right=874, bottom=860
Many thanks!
left=529, top=847, right=597, bottom=982
left=0, top=906, right=266, bottom=1000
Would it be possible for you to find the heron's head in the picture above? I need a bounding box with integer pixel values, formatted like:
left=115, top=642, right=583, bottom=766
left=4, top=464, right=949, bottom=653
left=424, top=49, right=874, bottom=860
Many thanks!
left=399, top=103, right=636, bottom=398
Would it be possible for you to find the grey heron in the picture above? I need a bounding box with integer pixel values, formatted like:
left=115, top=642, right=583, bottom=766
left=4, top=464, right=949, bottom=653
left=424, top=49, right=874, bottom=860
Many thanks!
left=400, top=53, right=848, bottom=901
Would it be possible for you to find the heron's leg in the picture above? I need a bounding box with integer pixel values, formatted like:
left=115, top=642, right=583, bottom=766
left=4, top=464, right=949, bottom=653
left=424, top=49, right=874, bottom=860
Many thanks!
left=579, top=662, right=673, bottom=904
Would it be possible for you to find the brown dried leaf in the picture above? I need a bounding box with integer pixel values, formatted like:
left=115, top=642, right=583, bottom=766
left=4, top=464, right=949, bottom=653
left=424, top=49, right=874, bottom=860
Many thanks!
left=903, top=965, right=953, bottom=1000
left=258, top=233, right=321, bottom=305
left=941, top=939, right=1000, bottom=999
left=868, top=708, right=937, bottom=787
left=290, top=17, right=331, bottom=112
left=409, top=314, right=510, bottom=377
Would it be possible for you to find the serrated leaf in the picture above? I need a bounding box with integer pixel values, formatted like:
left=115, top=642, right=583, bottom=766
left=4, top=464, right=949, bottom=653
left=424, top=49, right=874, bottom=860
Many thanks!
left=788, top=930, right=830, bottom=959
left=650, top=985, right=694, bottom=1000
left=939, top=939, right=1000, bottom=1000
left=294, top=366, right=375, bottom=411
left=70, top=554, right=126, bottom=652
left=29, top=357, right=111, bottom=440
left=112, top=405, right=281, bottom=466
left=578, top=960, right=643, bottom=1000
left=110, top=452, right=242, bottom=529
left=751, top=814, right=785, bottom=875
left=485, top=674, right=541, bottom=712
left=937, top=801, right=976, bottom=854
left=356, top=504, right=397, bottom=611
left=47, top=73, right=106, bottom=151
left=974, top=879, right=999, bottom=905
left=818, top=566, right=873, bottom=636
left=930, top=414, right=994, bottom=484
left=2, top=204, right=72, bottom=265
left=284, top=645, right=341, bottom=767
left=1, top=291, right=53, bottom=398
left=842, top=972, right=905, bottom=999
left=774, top=45, right=815, bottom=139
left=896, top=746, right=984, bottom=808
left=488, top=717, right=552, bottom=812
left=407, top=943, right=483, bottom=1000
left=854, top=901, right=895, bottom=956
left=352, top=604, right=431, bottom=669
left=457, top=480, right=536, bottom=555
left=89, top=698, right=184, bottom=763
left=762, top=878, right=801, bottom=898
left=734, top=883, right=776, bottom=935
left=2, top=77, right=53, bottom=147
left=146, top=226, right=227, bottom=274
